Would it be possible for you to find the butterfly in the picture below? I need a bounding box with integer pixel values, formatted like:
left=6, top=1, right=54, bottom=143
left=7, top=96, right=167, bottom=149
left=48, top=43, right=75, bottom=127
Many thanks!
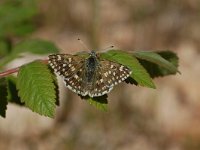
left=48, top=51, right=132, bottom=97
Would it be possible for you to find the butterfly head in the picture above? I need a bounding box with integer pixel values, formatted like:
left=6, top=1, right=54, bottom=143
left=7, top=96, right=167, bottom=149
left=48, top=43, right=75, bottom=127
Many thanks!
left=89, top=50, right=97, bottom=58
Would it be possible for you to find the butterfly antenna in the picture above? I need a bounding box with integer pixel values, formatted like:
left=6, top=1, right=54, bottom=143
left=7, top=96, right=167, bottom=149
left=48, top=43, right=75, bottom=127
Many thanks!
left=101, top=45, right=115, bottom=52
left=77, top=38, right=90, bottom=51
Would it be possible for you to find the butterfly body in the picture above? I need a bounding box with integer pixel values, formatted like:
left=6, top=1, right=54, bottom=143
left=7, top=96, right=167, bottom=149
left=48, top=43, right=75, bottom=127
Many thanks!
left=84, top=51, right=99, bottom=84
left=48, top=51, right=132, bottom=97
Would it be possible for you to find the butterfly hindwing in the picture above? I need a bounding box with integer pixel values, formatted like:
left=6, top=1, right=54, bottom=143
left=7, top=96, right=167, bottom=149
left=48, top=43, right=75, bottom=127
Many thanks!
left=64, top=67, right=88, bottom=96
left=88, top=60, right=132, bottom=97
left=88, top=70, right=113, bottom=97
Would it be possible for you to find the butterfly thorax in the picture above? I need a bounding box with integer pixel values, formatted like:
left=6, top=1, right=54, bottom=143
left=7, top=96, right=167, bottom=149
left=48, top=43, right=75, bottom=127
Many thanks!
left=84, top=51, right=99, bottom=84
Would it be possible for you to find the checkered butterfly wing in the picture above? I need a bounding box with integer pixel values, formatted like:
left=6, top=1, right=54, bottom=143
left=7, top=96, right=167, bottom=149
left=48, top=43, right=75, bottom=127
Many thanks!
left=89, top=60, right=132, bottom=97
left=48, top=54, right=87, bottom=95
left=48, top=54, right=132, bottom=97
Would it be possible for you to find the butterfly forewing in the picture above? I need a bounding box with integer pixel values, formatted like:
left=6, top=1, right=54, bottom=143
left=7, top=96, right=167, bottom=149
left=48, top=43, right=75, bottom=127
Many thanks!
left=48, top=54, right=87, bottom=95
left=48, top=54, right=83, bottom=77
left=101, top=60, right=132, bottom=85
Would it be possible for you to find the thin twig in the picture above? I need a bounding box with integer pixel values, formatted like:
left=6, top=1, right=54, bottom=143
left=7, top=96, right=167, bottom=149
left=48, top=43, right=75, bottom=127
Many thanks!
left=0, top=59, right=49, bottom=78
left=0, top=67, right=20, bottom=78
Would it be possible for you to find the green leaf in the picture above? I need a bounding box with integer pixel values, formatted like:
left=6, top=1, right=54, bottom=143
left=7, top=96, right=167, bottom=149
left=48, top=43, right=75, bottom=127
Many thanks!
left=17, top=61, right=57, bottom=117
left=48, top=66, right=60, bottom=106
left=158, top=51, right=179, bottom=68
left=0, top=40, right=10, bottom=57
left=6, top=76, right=23, bottom=105
left=13, top=23, right=35, bottom=36
left=133, top=51, right=179, bottom=78
left=81, top=95, right=108, bottom=111
left=12, top=39, right=59, bottom=55
left=0, top=78, right=8, bottom=118
left=100, top=50, right=156, bottom=88
left=0, top=1, right=38, bottom=38
left=0, top=39, right=59, bottom=67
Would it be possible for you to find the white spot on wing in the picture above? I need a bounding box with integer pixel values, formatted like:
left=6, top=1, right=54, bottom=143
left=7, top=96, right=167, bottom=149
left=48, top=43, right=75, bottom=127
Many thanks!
left=57, top=55, right=61, bottom=60
left=100, top=79, right=103, bottom=83
left=71, top=67, right=75, bottom=71
left=104, top=72, right=108, bottom=77
left=74, top=75, right=79, bottom=79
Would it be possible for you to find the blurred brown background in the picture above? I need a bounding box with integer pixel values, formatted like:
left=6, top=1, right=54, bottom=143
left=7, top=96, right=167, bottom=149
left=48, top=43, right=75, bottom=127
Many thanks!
left=1, top=0, right=200, bottom=150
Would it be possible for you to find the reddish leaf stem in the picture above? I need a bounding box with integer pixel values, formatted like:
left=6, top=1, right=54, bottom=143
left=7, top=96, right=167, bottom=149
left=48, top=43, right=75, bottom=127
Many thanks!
left=0, top=67, right=19, bottom=78
left=0, top=59, right=49, bottom=78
